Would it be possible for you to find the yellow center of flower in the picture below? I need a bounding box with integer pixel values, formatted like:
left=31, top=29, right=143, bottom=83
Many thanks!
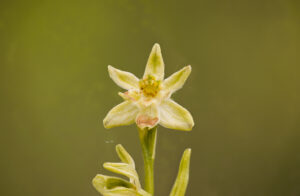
left=139, top=75, right=161, bottom=97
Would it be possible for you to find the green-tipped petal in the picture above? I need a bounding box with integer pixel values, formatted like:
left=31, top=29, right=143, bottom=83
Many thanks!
left=170, top=149, right=191, bottom=196
left=92, top=174, right=137, bottom=196
left=103, top=101, right=139, bottom=129
left=103, top=163, right=136, bottom=179
left=103, top=162, right=141, bottom=189
left=163, top=65, right=191, bottom=94
left=93, top=174, right=150, bottom=196
left=108, top=65, right=140, bottom=90
left=143, top=43, right=165, bottom=80
left=159, top=99, right=194, bottom=131
left=116, top=144, right=135, bottom=168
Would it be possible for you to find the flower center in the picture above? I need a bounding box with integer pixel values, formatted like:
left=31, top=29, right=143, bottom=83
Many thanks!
left=139, top=75, right=161, bottom=97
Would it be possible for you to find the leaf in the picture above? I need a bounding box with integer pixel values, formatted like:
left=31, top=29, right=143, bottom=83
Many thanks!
left=170, top=148, right=191, bottom=196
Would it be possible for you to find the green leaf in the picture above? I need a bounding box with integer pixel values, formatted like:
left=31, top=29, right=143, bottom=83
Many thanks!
left=170, top=148, right=191, bottom=196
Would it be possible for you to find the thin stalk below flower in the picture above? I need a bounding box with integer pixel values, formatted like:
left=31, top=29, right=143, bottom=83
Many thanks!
left=138, top=127, right=157, bottom=195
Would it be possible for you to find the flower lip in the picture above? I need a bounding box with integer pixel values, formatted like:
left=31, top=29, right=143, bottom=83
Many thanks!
left=136, top=115, right=159, bottom=129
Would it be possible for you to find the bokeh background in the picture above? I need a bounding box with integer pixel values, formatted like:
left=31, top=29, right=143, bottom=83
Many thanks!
left=1, top=0, right=300, bottom=195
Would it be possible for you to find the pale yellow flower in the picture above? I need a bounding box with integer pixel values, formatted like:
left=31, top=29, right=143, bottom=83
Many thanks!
left=93, top=145, right=150, bottom=196
left=103, top=44, right=194, bottom=131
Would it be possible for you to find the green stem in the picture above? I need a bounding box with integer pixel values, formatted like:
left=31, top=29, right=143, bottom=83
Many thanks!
left=138, top=127, right=157, bottom=195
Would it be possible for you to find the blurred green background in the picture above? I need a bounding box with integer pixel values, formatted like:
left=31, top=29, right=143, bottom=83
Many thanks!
left=1, top=0, right=300, bottom=195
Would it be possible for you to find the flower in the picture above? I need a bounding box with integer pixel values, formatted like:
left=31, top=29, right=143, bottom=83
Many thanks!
left=103, top=43, right=194, bottom=131
left=92, top=145, right=151, bottom=196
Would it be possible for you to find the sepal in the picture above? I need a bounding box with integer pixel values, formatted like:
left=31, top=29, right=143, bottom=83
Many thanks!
left=92, top=144, right=150, bottom=196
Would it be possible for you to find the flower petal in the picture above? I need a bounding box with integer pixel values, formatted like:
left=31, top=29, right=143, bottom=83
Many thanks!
left=136, top=104, right=159, bottom=129
left=108, top=65, right=140, bottom=90
left=159, top=99, right=194, bottom=131
left=163, top=65, right=191, bottom=94
left=118, top=90, right=141, bottom=102
left=143, top=43, right=165, bottom=80
left=103, top=162, right=141, bottom=189
left=103, top=101, right=139, bottom=129
left=115, top=144, right=135, bottom=168
left=92, top=174, right=137, bottom=196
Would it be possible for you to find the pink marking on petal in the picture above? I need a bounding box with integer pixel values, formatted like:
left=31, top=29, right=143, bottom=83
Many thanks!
left=122, top=91, right=136, bottom=101
left=136, top=115, right=159, bottom=128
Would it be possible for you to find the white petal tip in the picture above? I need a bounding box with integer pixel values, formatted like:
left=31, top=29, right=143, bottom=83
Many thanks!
left=183, top=148, right=192, bottom=157
left=153, top=43, right=161, bottom=52
left=103, top=119, right=111, bottom=129
left=107, top=65, right=114, bottom=74
left=92, top=174, right=105, bottom=184
left=183, top=65, right=192, bottom=74
left=186, top=120, right=194, bottom=131
left=116, top=144, right=122, bottom=150
left=107, top=65, right=113, bottom=70
left=180, top=123, right=194, bottom=131
left=103, top=116, right=115, bottom=129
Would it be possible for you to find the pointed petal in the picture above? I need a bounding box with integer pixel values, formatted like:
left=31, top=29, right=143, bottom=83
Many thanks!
left=106, top=187, right=140, bottom=196
left=115, top=144, right=141, bottom=188
left=92, top=174, right=137, bottom=196
left=116, top=144, right=135, bottom=168
left=136, top=104, right=159, bottom=129
left=107, top=187, right=142, bottom=196
left=118, top=90, right=141, bottom=102
left=143, top=43, right=165, bottom=80
left=108, top=65, right=139, bottom=90
left=103, top=162, right=141, bottom=189
left=170, top=149, right=191, bottom=196
left=103, top=163, right=135, bottom=179
left=163, top=65, right=191, bottom=94
left=103, top=101, right=139, bottom=129
left=159, top=99, right=194, bottom=131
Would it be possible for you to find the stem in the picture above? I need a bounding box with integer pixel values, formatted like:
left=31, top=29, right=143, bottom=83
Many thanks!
left=138, top=126, right=157, bottom=195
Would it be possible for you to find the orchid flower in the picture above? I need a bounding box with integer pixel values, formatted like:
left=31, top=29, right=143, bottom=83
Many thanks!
left=94, top=44, right=194, bottom=196
left=103, top=43, right=194, bottom=131
left=93, top=145, right=151, bottom=196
